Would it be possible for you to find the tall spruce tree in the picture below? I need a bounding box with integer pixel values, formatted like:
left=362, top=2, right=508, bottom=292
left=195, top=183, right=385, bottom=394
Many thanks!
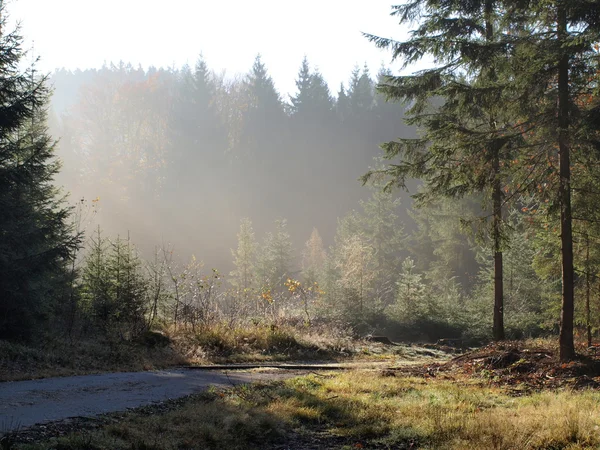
left=367, top=0, right=600, bottom=358
left=290, top=57, right=334, bottom=124
left=290, top=56, right=312, bottom=116
left=348, top=64, right=375, bottom=119
left=169, top=55, right=223, bottom=186
left=0, top=7, right=79, bottom=340
left=364, top=0, right=520, bottom=341
left=230, top=218, right=258, bottom=307
left=500, top=0, right=600, bottom=359
left=239, top=55, right=288, bottom=211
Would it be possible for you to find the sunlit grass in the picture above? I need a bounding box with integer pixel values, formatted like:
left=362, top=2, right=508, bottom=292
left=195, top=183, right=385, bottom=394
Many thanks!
left=0, top=322, right=359, bottom=381
left=17, top=370, right=600, bottom=449
left=169, top=321, right=357, bottom=364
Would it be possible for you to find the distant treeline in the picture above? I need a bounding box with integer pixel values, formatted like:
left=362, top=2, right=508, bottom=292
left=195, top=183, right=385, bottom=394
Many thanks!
left=48, top=57, right=412, bottom=268
left=3, top=9, right=598, bottom=349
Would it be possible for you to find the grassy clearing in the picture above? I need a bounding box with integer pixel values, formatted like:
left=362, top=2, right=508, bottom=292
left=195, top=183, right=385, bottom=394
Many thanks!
left=0, top=322, right=363, bottom=382
left=14, top=370, right=600, bottom=449
left=171, top=322, right=357, bottom=364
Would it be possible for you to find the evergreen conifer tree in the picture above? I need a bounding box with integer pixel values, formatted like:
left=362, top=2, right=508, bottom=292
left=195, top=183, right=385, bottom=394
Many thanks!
left=230, top=218, right=258, bottom=308
left=335, top=83, right=351, bottom=122
left=108, top=234, right=148, bottom=339
left=0, top=8, right=79, bottom=339
left=290, top=57, right=334, bottom=124
left=245, top=55, right=283, bottom=119
left=257, top=219, right=294, bottom=298
left=367, top=0, right=600, bottom=357
left=348, top=64, right=375, bottom=117
left=364, top=0, right=519, bottom=341
left=302, top=228, right=326, bottom=288
left=290, top=56, right=312, bottom=116
left=502, top=0, right=600, bottom=360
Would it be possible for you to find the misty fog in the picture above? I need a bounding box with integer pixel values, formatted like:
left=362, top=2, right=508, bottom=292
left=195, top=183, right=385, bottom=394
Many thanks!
left=4, top=0, right=581, bottom=352
left=49, top=58, right=414, bottom=273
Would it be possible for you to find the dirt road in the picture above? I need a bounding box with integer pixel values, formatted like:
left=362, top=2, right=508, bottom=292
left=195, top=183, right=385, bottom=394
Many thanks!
left=0, top=368, right=299, bottom=432
left=0, top=351, right=445, bottom=435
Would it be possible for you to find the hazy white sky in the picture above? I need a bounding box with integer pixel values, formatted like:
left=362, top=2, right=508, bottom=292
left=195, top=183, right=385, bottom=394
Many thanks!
left=9, top=0, right=408, bottom=96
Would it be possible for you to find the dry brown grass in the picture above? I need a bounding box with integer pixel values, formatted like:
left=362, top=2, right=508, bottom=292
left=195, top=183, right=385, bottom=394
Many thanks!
left=0, top=338, right=187, bottom=382
left=0, top=322, right=359, bottom=382
left=168, top=321, right=357, bottom=364
left=15, top=370, right=600, bottom=449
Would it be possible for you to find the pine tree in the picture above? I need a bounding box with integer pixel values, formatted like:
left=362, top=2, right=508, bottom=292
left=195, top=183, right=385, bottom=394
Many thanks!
left=0, top=7, right=79, bottom=340
left=257, top=219, right=294, bottom=297
left=364, top=0, right=520, bottom=341
left=230, top=218, right=258, bottom=307
left=500, top=0, right=600, bottom=359
left=302, top=228, right=326, bottom=287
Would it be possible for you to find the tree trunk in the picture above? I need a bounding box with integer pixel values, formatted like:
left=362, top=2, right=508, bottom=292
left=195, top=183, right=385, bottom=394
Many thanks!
left=557, top=1, right=576, bottom=361
left=492, top=155, right=505, bottom=341
left=586, top=235, right=591, bottom=347
left=486, top=0, right=505, bottom=341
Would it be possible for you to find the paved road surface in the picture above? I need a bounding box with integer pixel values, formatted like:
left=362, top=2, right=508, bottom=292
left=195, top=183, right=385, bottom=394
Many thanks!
left=0, top=368, right=294, bottom=432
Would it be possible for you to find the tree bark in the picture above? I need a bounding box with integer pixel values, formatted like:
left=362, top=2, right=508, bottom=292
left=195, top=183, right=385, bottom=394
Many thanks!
left=493, top=173, right=505, bottom=341
left=586, top=234, right=591, bottom=348
left=486, top=0, right=505, bottom=341
left=557, top=1, right=576, bottom=361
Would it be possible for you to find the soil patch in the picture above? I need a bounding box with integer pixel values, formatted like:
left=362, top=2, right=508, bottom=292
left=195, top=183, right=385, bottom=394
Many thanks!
left=388, top=341, right=600, bottom=392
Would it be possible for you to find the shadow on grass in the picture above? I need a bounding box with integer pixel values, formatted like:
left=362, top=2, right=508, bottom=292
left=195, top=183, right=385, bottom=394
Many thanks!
left=10, top=375, right=423, bottom=450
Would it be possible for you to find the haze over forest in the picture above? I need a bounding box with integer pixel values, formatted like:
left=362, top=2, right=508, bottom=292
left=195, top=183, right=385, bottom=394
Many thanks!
left=3, top=1, right=600, bottom=445
left=6, top=0, right=417, bottom=271
left=2, top=0, right=598, bottom=366
left=48, top=58, right=413, bottom=272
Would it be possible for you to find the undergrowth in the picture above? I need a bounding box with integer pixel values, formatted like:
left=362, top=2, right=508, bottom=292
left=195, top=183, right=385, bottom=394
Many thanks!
left=170, top=321, right=356, bottom=363
left=0, top=338, right=186, bottom=382
left=0, top=321, right=357, bottom=381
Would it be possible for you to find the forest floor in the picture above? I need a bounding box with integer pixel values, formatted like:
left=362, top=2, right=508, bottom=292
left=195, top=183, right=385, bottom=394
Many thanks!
left=0, top=324, right=403, bottom=382
left=0, top=321, right=460, bottom=383
left=6, top=338, right=600, bottom=449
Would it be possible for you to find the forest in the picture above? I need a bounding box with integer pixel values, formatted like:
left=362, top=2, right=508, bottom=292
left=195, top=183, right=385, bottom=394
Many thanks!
left=3, top=0, right=600, bottom=448
left=1, top=0, right=600, bottom=363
